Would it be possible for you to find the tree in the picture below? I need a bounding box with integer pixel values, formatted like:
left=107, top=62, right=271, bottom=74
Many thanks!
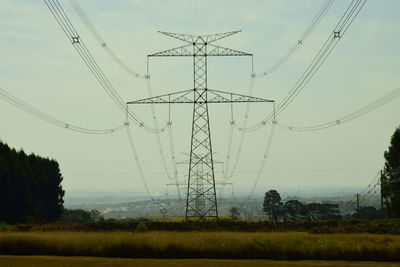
left=60, top=209, right=103, bottom=223
left=0, top=141, right=64, bottom=223
left=229, top=207, right=240, bottom=220
left=382, top=125, right=400, bottom=218
left=352, top=206, right=380, bottom=220
left=283, top=200, right=307, bottom=221
left=263, top=190, right=282, bottom=221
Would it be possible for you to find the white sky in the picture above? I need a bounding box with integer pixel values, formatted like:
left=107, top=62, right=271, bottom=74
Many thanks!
left=0, top=0, right=399, bottom=198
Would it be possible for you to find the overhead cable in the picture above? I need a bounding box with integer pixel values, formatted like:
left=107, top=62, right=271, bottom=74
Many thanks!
left=241, top=0, right=367, bottom=132
left=69, top=0, right=181, bottom=189
left=277, top=86, right=400, bottom=131
left=43, top=0, right=165, bottom=133
left=245, top=122, right=277, bottom=201
left=68, top=0, right=146, bottom=79
left=0, top=87, right=124, bottom=134
left=146, top=77, right=182, bottom=200
left=225, top=0, right=365, bottom=183
left=125, top=124, right=158, bottom=204
left=255, top=0, right=335, bottom=78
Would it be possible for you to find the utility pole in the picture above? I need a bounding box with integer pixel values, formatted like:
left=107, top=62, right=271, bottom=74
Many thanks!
left=356, top=193, right=360, bottom=218
left=128, top=31, right=274, bottom=220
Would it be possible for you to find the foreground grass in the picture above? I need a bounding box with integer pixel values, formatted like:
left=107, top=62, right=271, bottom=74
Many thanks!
left=2, top=256, right=400, bottom=267
left=1, top=232, right=400, bottom=261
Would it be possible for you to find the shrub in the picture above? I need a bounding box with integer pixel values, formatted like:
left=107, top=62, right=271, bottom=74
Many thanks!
left=135, top=222, right=148, bottom=232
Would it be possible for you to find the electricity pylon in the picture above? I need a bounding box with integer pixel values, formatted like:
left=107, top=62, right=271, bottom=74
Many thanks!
left=128, top=31, right=274, bottom=220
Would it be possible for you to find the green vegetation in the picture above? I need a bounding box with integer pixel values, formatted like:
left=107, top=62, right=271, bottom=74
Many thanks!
left=0, top=142, right=64, bottom=223
left=263, top=190, right=281, bottom=221
left=1, top=219, right=400, bottom=234
left=229, top=207, right=240, bottom=220
left=353, top=206, right=381, bottom=220
left=135, top=222, right=148, bottom=232
left=61, top=209, right=103, bottom=223
left=263, top=190, right=342, bottom=221
left=382, top=125, right=400, bottom=218
left=1, top=231, right=400, bottom=261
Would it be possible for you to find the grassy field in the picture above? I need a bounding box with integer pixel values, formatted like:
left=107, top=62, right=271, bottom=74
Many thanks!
left=1, top=256, right=400, bottom=267
left=1, top=231, right=400, bottom=261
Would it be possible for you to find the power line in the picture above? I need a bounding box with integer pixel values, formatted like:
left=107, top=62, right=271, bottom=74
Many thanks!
left=40, top=0, right=379, bottom=214
left=67, top=0, right=146, bottom=79
left=145, top=76, right=181, bottom=200
left=240, top=0, right=367, bottom=132
left=50, top=0, right=179, bottom=196
left=245, top=122, right=277, bottom=201
left=0, top=87, right=124, bottom=134
left=67, top=0, right=181, bottom=191
left=222, top=0, right=336, bottom=181
left=225, top=75, right=255, bottom=180
left=224, top=0, right=367, bottom=186
left=277, top=86, right=400, bottom=131
left=255, top=0, right=335, bottom=78
left=43, top=0, right=165, bottom=133
left=63, top=168, right=378, bottom=176
left=44, top=0, right=174, bottom=212
left=125, top=123, right=165, bottom=212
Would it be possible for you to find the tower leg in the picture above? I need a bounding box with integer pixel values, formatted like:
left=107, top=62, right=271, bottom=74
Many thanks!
left=186, top=98, right=218, bottom=220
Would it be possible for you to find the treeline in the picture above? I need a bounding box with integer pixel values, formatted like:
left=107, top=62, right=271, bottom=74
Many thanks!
left=0, top=141, right=64, bottom=223
left=263, top=190, right=342, bottom=221
left=61, top=209, right=103, bottom=223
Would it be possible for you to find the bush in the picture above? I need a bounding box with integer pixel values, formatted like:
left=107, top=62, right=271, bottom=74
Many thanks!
left=135, top=222, right=148, bottom=232
left=0, top=222, right=16, bottom=232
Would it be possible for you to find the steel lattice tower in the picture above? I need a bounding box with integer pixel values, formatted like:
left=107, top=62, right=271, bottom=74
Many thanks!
left=128, top=31, right=274, bottom=220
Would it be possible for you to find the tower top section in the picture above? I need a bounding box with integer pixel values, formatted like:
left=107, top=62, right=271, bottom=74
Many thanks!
left=157, top=30, right=241, bottom=44
left=148, top=30, right=252, bottom=57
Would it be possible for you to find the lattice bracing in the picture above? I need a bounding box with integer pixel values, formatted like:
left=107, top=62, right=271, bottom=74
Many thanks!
left=127, top=31, right=274, bottom=220
left=207, top=44, right=252, bottom=57
left=158, top=30, right=241, bottom=45
left=149, top=44, right=192, bottom=57
left=128, top=89, right=273, bottom=104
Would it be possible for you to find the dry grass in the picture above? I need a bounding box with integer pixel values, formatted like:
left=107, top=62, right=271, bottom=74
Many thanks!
left=1, top=232, right=400, bottom=261
left=2, top=256, right=400, bottom=267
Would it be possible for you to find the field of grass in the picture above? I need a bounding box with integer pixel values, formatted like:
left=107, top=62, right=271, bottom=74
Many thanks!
left=3, top=219, right=400, bottom=234
left=2, top=256, right=400, bottom=267
left=1, top=231, right=400, bottom=261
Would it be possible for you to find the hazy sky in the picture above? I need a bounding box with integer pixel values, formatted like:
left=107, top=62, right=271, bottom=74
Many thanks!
left=1, top=0, right=399, bottom=198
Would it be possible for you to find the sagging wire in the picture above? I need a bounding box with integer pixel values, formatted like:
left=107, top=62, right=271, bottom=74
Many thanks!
left=277, top=86, right=400, bottom=131
left=240, top=0, right=367, bottom=132
left=0, top=86, right=124, bottom=134
left=68, top=0, right=146, bottom=79
left=255, top=0, right=335, bottom=78
left=43, top=0, right=165, bottom=133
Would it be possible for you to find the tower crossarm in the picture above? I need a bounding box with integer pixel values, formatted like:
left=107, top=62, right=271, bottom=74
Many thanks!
left=207, top=89, right=273, bottom=103
left=202, top=30, right=242, bottom=44
left=148, top=44, right=193, bottom=57
left=127, top=89, right=273, bottom=105
left=127, top=89, right=193, bottom=104
left=207, top=44, right=252, bottom=57
left=158, top=30, right=241, bottom=45
left=148, top=44, right=252, bottom=58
